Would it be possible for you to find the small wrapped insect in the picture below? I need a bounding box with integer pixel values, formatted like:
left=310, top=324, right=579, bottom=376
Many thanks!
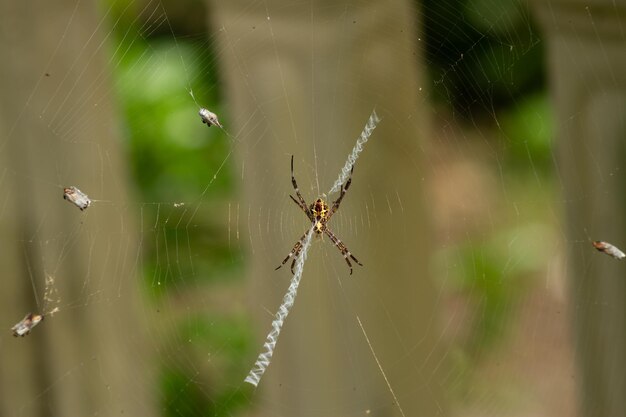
left=592, top=241, right=626, bottom=260
left=199, top=108, right=222, bottom=128
left=63, top=186, right=91, bottom=211
left=11, top=313, right=44, bottom=337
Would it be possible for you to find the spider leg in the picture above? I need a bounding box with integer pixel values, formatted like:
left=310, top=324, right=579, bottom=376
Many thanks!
left=324, top=227, right=362, bottom=275
left=327, top=165, right=354, bottom=221
left=290, top=194, right=313, bottom=221
left=275, top=229, right=311, bottom=273
left=290, top=155, right=311, bottom=216
left=290, top=257, right=298, bottom=275
left=288, top=235, right=311, bottom=274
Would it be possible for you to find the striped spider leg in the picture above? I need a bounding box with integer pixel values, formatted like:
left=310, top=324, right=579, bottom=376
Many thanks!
left=275, top=229, right=312, bottom=274
left=288, top=155, right=313, bottom=221
left=324, top=227, right=362, bottom=275
left=327, top=165, right=353, bottom=221
left=275, top=156, right=362, bottom=274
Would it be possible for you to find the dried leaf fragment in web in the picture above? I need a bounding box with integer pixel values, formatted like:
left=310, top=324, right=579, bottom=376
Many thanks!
left=63, top=186, right=91, bottom=211
left=199, top=108, right=223, bottom=128
left=11, top=313, right=44, bottom=337
left=592, top=240, right=626, bottom=260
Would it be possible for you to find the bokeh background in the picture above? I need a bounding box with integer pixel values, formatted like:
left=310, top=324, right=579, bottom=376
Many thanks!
left=1, top=0, right=624, bottom=416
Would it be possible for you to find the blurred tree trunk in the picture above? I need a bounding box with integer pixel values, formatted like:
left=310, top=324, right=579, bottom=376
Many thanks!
left=208, top=1, right=447, bottom=416
left=0, top=0, right=153, bottom=416
left=533, top=1, right=626, bottom=415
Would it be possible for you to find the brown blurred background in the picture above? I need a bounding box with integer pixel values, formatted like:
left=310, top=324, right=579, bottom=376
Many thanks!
left=1, top=0, right=625, bottom=416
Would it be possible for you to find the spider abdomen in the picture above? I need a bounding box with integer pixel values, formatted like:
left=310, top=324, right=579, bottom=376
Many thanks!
left=310, top=198, right=329, bottom=219
left=310, top=198, right=329, bottom=234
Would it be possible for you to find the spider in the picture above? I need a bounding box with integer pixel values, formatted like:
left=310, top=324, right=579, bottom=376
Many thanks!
left=275, top=156, right=363, bottom=275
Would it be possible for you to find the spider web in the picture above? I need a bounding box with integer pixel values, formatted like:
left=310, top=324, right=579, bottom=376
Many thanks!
left=1, top=0, right=608, bottom=416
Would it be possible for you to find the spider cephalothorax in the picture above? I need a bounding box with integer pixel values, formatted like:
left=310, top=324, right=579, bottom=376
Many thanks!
left=275, top=156, right=362, bottom=274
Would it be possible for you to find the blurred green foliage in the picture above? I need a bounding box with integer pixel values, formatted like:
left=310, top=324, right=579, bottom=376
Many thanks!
left=115, top=40, right=229, bottom=200
left=424, top=1, right=554, bottom=399
left=436, top=219, right=557, bottom=400
left=107, top=1, right=247, bottom=415
left=423, top=0, right=544, bottom=117
left=500, top=93, right=553, bottom=173
left=453, top=223, right=553, bottom=356
left=114, top=38, right=242, bottom=293
left=161, top=314, right=253, bottom=417
left=422, top=0, right=553, bottom=182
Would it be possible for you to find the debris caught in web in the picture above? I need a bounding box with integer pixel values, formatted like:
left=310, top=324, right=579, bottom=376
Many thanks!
left=592, top=241, right=626, bottom=260
left=11, top=313, right=44, bottom=337
left=63, top=186, right=91, bottom=211
left=199, top=108, right=222, bottom=128
left=12, top=275, right=60, bottom=338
